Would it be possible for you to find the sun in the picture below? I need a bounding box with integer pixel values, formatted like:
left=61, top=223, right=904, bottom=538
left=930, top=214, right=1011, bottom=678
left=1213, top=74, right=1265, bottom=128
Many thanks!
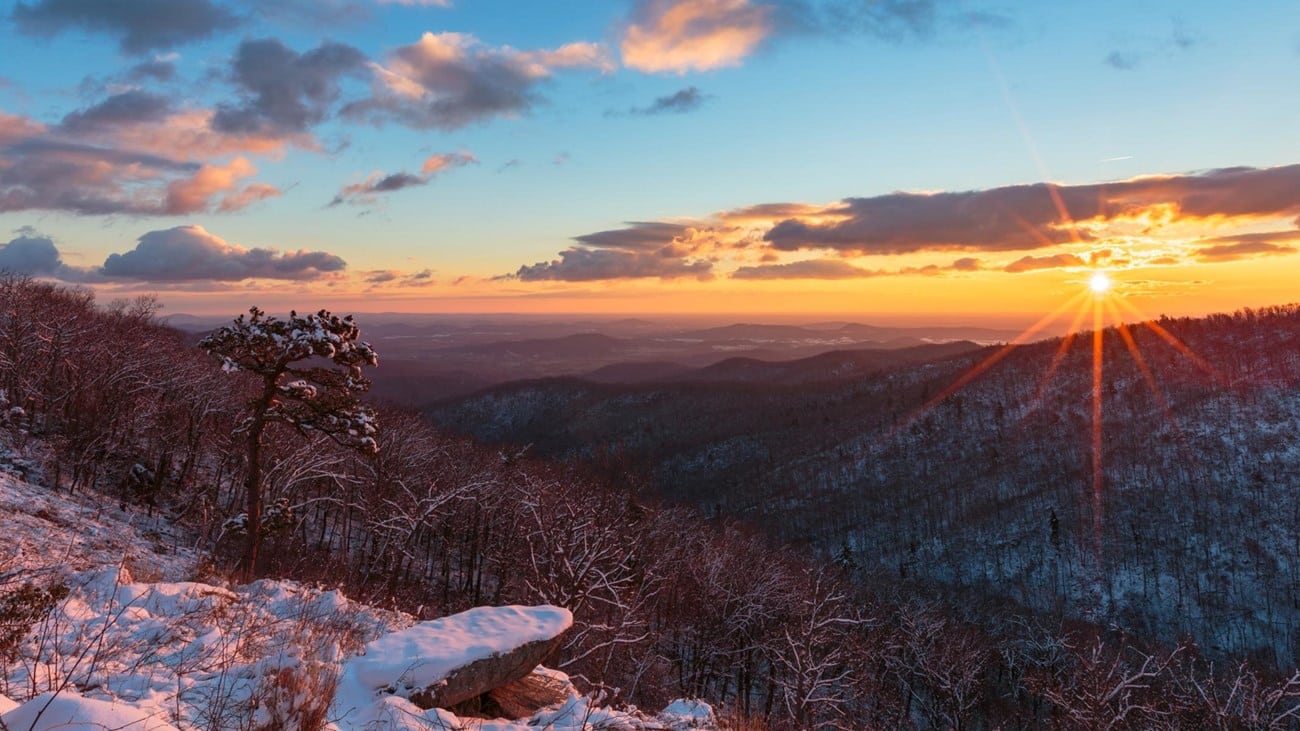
left=1089, top=271, right=1112, bottom=294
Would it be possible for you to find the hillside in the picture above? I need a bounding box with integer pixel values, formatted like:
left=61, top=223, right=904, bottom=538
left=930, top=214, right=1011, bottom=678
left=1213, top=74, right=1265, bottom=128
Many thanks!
left=431, top=305, right=1300, bottom=668
left=7, top=279, right=1300, bottom=729
left=0, top=470, right=717, bottom=731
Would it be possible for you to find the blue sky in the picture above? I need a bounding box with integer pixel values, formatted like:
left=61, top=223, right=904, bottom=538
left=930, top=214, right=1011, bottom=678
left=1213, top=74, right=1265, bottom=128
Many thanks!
left=1, top=0, right=1298, bottom=317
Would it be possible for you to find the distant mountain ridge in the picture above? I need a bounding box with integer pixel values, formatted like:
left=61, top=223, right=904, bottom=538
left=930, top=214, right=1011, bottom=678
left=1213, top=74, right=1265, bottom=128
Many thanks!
left=429, top=305, right=1300, bottom=668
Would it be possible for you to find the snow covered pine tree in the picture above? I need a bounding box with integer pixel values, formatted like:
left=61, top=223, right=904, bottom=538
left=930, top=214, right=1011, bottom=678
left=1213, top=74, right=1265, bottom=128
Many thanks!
left=201, top=307, right=379, bottom=580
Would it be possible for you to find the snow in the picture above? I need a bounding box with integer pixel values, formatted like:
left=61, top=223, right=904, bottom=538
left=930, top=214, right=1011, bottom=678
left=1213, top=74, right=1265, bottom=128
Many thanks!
left=332, top=605, right=572, bottom=717
left=660, top=699, right=717, bottom=728
left=0, top=470, right=196, bottom=582
left=1, top=691, right=180, bottom=730
left=0, top=468, right=713, bottom=731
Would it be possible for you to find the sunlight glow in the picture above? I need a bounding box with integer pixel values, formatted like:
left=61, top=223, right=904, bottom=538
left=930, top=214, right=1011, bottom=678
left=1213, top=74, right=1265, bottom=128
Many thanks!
left=1089, top=272, right=1112, bottom=294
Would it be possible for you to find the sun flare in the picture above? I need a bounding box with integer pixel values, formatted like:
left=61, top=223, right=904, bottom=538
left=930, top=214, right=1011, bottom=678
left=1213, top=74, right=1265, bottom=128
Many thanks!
left=1089, top=271, right=1112, bottom=294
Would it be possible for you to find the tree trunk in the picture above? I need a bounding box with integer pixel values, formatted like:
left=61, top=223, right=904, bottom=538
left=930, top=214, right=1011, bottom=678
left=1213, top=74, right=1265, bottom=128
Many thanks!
left=241, top=376, right=277, bottom=582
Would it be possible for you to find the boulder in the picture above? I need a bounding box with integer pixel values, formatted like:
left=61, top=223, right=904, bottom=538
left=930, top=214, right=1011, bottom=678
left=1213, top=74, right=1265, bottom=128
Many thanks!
left=340, top=604, right=573, bottom=711
left=408, top=633, right=564, bottom=709
left=481, top=666, right=573, bottom=718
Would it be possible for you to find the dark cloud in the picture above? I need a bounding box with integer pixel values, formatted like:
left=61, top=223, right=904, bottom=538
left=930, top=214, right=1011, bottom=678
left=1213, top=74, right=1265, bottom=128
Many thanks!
left=0, top=137, right=195, bottom=215
left=950, top=256, right=982, bottom=271
left=329, top=151, right=476, bottom=206
left=613, top=85, right=707, bottom=115
left=1004, top=253, right=1087, bottom=273
left=246, top=0, right=372, bottom=29
left=513, top=247, right=713, bottom=281
left=574, top=221, right=692, bottom=250
left=732, top=258, right=876, bottom=279
left=1194, top=240, right=1298, bottom=262
left=620, top=86, right=710, bottom=116
left=0, top=233, right=62, bottom=275
left=213, top=38, right=368, bottom=138
left=508, top=217, right=720, bottom=281
left=764, top=163, right=1300, bottom=255
left=101, top=225, right=346, bottom=281
left=11, top=0, right=241, bottom=54
left=126, top=60, right=177, bottom=83
left=59, top=90, right=173, bottom=132
left=363, top=268, right=436, bottom=286
left=343, top=32, right=610, bottom=130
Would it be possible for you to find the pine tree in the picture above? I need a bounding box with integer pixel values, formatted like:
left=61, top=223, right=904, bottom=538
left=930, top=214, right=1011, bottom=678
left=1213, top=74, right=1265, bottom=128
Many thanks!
left=201, top=307, right=378, bottom=580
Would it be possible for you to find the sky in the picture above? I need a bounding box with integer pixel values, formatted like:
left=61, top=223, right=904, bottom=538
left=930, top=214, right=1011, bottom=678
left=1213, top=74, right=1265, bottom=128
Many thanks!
left=1, top=0, right=1299, bottom=321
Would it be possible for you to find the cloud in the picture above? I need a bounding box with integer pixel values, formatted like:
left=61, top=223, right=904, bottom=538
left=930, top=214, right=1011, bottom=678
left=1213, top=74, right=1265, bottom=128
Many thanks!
left=58, top=90, right=173, bottom=132
left=763, top=163, right=1300, bottom=255
left=1004, top=253, right=1087, bottom=273
left=376, top=0, right=451, bottom=5
left=731, top=255, right=982, bottom=279
left=0, top=233, right=62, bottom=275
left=574, top=221, right=693, bottom=250
left=1194, top=239, right=1299, bottom=262
left=1104, top=23, right=1204, bottom=72
left=621, top=0, right=774, bottom=73
left=510, top=220, right=717, bottom=281
left=165, top=158, right=279, bottom=214
left=363, top=267, right=436, bottom=286
left=11, top=0, right=241, bottom=54
left=0, top=231, right=103, bottom=282
left=0, top=112, right=46, bottom=146
left=330, top=150, right=476, bottom=206
left=732, top=258, right=876, bottom=279
left=246, top=0, right=372, bottom=28
left=213, top=38, right=369, bottom=138
left=126, top=60, right=177, bottom=82
left=513, top=248, right=713, bottom=281
left=620, top=86, right=710, bottom=115
left=101, top=225, right=346, bottom=281
left=343, top=32, right=611, bottom=130
left=0, top=123, right=279, bottom=215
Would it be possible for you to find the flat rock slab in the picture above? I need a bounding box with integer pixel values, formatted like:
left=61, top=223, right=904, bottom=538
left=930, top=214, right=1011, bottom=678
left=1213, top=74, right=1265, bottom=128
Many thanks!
left=346, top=604, right=572, bottom=710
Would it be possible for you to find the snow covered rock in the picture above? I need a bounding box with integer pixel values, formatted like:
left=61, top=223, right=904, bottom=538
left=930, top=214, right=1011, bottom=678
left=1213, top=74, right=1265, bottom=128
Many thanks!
left=335, top=604, right=572, bottom=714
left=1, top=691, right=180, bottom=730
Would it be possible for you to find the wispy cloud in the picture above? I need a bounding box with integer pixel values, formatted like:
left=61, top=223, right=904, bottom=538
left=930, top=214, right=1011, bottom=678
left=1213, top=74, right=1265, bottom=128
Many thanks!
left=616, top=86, right=711, bottom=116
left=329, top=151, right=476, bottom=206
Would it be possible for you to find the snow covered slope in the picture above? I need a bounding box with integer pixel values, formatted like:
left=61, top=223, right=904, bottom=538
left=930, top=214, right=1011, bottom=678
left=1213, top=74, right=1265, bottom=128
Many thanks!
left=0, top=469, right=716, bottom=730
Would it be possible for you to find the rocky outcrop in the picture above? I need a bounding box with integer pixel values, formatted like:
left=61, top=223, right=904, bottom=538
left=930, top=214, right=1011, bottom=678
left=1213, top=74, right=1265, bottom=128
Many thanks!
left=338, top=604, right=573, bottom=713
left=407, top=632, right=566, bottom=709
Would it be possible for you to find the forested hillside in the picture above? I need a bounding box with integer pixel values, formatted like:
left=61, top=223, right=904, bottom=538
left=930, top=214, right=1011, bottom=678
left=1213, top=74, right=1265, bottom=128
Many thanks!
left=4, top=276, right=1299, bottom=728
left=433, top=305, right=1300, bottom=670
